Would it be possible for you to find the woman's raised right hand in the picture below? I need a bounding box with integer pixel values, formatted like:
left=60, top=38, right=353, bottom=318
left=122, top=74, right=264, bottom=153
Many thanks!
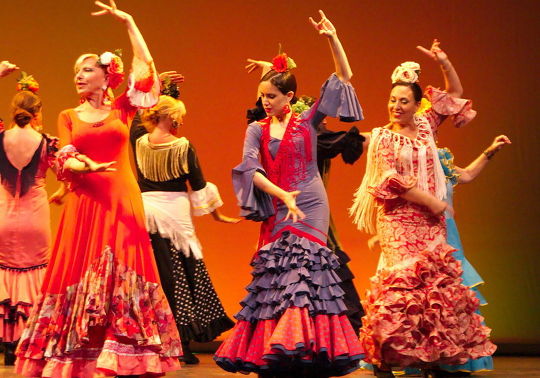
left=245, top=59, right=273, bottom=74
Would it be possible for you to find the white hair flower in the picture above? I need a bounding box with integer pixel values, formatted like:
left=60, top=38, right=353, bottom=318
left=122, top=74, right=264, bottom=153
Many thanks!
left=99, top=51, right=114, bottom=65
left=391, top=61, right=421, bottom=84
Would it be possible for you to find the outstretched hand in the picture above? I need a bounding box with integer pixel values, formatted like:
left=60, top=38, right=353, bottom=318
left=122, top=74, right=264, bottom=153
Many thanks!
left=159, top=71, right=185, bottom=85
left=245, top=59, right=273, bottom=74
left=0, top=61, right=19, bottom=78
left=309, top=10, right=336, bottom=37
left=417, top=39, right=449, bottom=64
left=489, top=135, right=512, bottom=151
left=282, top=190, right=306, bottom=223
left=92, top=0, right=133, bottom=23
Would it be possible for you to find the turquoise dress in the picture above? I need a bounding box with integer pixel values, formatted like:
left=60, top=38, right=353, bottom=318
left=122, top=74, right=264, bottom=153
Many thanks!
left=437, top=147, right=493, bottom=373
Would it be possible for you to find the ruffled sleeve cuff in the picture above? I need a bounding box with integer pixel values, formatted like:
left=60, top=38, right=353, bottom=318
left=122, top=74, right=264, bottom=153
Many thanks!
left=189, top=182, right=224, bottom=216
left=316, top=73, right=364, bottom=122
left=126, top=57, right=160, bottom=109
left=425, top=86, right=477, bottom=128
left=56, top=144, right=82, bottom=183
left=232, top=159, right=275, bottom=221
left=367, top=173, right=416, bottom=200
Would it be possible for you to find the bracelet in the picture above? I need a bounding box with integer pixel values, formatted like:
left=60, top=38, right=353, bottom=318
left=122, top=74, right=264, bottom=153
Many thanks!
left=483, top=148, right=496, bottom=160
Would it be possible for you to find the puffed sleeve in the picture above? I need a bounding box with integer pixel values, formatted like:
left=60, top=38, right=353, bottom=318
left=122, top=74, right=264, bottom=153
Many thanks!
left=185, top=145, right=224, bottom=216
left=367, top=135, right=416, bottom=200
left=317, top=126, right=365, bottom=164
left=303, top=73, right=364, bottom=127
left=231, top=122, right=275, bottom=221
left=422, top=86, right=477, bottom=133
left=113, top=57, right=160, bottom=124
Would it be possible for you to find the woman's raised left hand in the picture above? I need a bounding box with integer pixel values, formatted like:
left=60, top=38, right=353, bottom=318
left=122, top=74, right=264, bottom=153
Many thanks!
left=309, top=10, right=336, bottom=37
left=417, top=39, right=449, bottom=64
left=92, top=0, right=133, bottom=23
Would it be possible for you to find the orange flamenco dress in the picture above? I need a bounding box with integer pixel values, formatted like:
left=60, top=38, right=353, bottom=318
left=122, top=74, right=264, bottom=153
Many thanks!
left=15, top=59, right=182, bottom=377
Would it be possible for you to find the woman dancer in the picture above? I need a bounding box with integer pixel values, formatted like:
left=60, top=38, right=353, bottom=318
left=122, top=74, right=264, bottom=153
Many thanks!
left=0, top=71, right=57, bottom=366
left=214, top=11, right=364, bottom=377
left=130, top=78, right=236, bottom=365
left=15, top=2, right=182, bottom=376
left=350, top=40, right=496, bottom=377
left=247, top=94, right=366, bottom=336
left=435, top=135, right=510, bottom=376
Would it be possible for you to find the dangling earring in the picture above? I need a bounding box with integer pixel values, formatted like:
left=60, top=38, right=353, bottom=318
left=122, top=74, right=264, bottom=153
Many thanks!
left=171, top=119, right=179, bottom=129
left=282, top=103, right=291, bottom=114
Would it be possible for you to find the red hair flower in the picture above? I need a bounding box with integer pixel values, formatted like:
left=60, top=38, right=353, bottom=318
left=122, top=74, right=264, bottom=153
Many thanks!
left=17, top=72, right=40, bottom=93
left=98, top=51, right=125, bottom=89
left=271, top=53, right=289, bottom=73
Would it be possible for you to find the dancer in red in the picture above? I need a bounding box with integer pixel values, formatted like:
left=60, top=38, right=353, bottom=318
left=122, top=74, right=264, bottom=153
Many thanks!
left=0, top=68, right=57, bottom=366
left=15, top=1, right=181, bottom=376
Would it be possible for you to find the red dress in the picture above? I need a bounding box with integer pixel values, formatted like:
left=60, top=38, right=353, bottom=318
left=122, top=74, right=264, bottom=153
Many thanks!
left=15, top=62, right=182, bottom=377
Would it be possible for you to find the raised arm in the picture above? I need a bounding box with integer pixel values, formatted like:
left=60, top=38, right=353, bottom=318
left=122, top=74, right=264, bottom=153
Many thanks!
left=309, top=10, right=352, bottom=82
left=92, top=1, right=154, bottom=64
left=456, top=135, right=511, bottom=184
left=0, top=61, right=19, bottom=78
left=417, top=39, right=463, bottom=97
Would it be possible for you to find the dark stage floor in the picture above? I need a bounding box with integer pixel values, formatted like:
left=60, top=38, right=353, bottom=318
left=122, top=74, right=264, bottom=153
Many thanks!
left=1, top=354, right=539, bottom=377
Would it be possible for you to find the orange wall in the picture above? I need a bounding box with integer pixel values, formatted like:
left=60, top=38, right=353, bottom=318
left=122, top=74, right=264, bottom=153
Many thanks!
left=1, top=0, right=538, bottom=344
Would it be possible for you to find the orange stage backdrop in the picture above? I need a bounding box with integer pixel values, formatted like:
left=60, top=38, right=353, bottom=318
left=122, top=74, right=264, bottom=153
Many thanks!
left=1, top=0, right=538, bottom=347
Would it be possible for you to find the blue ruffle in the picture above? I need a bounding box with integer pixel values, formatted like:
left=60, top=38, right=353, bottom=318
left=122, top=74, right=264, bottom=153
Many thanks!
left=316, top=73, right=363, bottom=122
left=236, top=230, right=349, bottom=322
left=232, top=159, right=275, bottom=221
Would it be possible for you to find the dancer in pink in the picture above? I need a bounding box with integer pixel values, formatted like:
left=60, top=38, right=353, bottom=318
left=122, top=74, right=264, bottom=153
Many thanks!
left=350, top=40, right=496, bottom=377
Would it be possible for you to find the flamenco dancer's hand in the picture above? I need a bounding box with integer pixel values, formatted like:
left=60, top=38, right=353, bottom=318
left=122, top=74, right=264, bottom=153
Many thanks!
left=159, top=71, right=185, bottom=85
left=487, top=135, right=512, bottom=154
left=245, top=59, right=273, bottom=74
left=212, top=210, right=242, bottom=224
left=309, top=10, right=337, bottom=37
left=92, top=0, right=133, bottom=24
left=282, top=190, right=306, bottom=223
left=417, top=39, right=449, bottom=65
left=429, top=197, right=453, bottom=217
left=86, top=160, right=117, bottom=173
left=0, top=61, right=19, bottom=78
left=48, top=183, right=68, bottom=205
left=367, top=235, right=380, bottom=251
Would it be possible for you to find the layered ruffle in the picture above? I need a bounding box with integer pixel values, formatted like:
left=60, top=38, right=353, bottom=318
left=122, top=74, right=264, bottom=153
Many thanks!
left=15, top=247, right=182, bottom=377
left=425, top=86, right=477, bottom=128
left=0, top=266, right=46, bottom=342
left=368, top=172, right=417, bottom=200
left=126, top=56, right=160, bottom=109
left=315, top=73, right=364, bottom=122
left=215, top=307, right=363, bottom=376
left=360, top=236, right=496, bottom=368
left=236, top=231, right=348, bottom=322
left=232, top=158, right=275, bottom=221
left=214, top=230, right=364, bottom=375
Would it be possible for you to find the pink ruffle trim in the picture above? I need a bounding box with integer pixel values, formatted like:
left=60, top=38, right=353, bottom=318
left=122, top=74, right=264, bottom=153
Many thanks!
left=425, top=86, right=477, bottom=128
left=360, top=239, right=496, bottom=368
left=368, top=173, right=417, bottom=200
left=0, top=266, right=46, bottom=342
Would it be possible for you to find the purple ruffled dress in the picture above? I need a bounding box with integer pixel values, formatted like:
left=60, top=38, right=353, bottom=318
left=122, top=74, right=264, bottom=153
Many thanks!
left=214, top=74, right=365, bottom=376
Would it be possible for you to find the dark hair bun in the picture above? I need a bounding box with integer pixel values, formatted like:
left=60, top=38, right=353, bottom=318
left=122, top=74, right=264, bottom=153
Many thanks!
left=13, top=108, right=33, bottom=127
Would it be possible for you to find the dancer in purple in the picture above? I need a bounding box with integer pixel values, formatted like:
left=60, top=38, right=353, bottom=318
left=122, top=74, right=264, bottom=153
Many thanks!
left=215, top=10, right=364, bottom=377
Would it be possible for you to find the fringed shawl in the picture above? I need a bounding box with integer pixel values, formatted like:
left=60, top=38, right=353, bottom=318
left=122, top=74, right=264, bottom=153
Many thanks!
left=350, top=114, right=446, bottom=234
left=135, top=134, right=190, bottom=182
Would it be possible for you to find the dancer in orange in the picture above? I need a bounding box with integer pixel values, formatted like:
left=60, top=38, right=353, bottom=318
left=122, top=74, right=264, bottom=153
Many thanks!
left=15, top=2, right=181, bottom=376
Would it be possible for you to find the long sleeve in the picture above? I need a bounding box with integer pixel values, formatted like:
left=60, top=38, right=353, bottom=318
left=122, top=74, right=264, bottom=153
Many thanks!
left=186, top=145, right=224, bottom=216
left=231, top=122, right=275, bottom=221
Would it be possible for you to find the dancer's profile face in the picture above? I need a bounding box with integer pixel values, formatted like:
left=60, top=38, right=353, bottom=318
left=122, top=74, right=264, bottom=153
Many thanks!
left=74, top=57, right=108, bottom=96
left=388, top=85, right=419, bottom=126
left=258, top=81, right=293, bottom=118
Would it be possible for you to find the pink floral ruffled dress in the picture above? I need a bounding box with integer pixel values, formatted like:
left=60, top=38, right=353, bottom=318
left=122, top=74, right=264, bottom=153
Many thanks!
left=351, top=87, right=496, bottom=368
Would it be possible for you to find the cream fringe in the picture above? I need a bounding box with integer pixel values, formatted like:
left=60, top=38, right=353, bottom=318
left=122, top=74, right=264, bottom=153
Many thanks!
left=350, top=114, right=446, bottom=234
left=136, top=134, right=190, bottom=182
